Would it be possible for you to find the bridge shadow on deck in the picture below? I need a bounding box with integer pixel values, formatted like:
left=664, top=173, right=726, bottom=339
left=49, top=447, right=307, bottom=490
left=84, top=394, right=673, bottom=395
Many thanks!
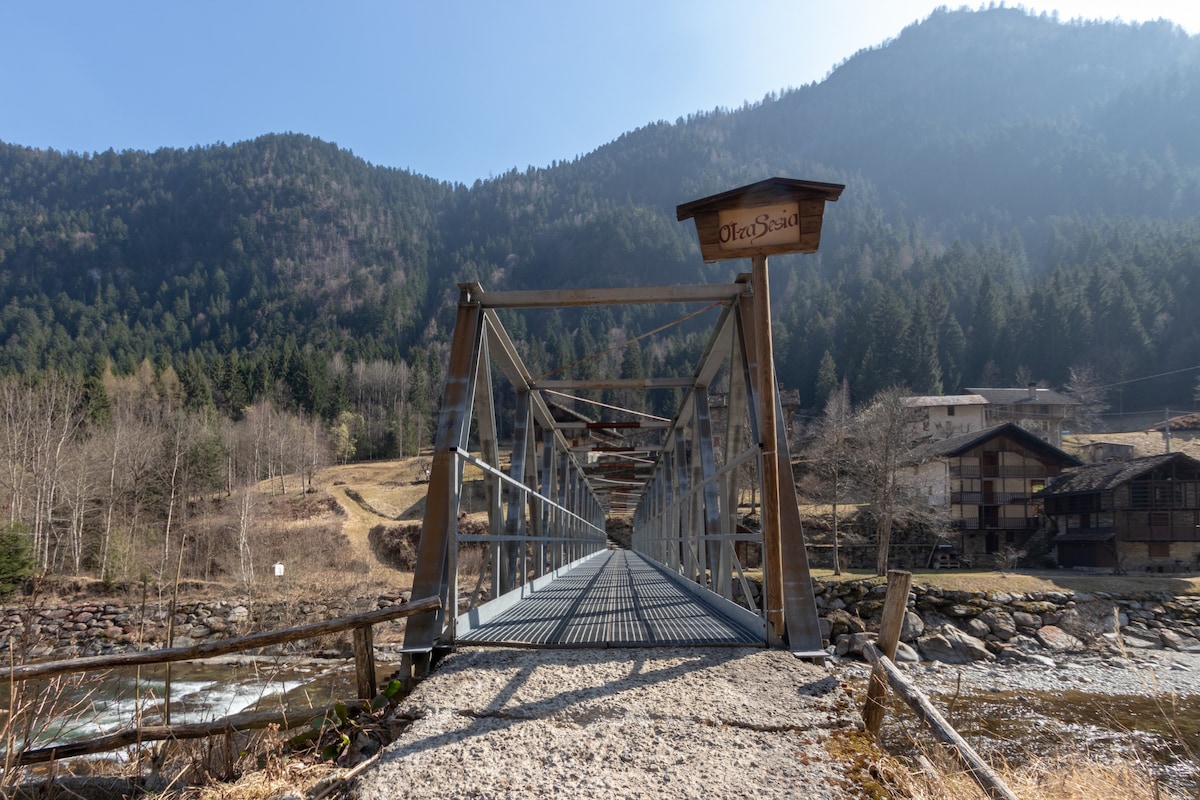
left=456, top=550, right=762, bottom=647
left=383, top=648, right=838, bottom=764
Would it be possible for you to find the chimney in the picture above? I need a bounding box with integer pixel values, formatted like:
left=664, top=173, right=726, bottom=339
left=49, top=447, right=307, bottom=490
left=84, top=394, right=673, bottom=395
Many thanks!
left=1027, top=383, right=1037, bottom=401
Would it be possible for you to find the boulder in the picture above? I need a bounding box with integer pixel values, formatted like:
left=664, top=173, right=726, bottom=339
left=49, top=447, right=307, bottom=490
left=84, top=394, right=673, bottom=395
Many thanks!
left=963, top=617, right=992, bottom=639
left=917, top=626, right=993, bottom=664
left=900, top=611, right=924, bottom=642
left=995, top=645, right=1056, bottom=667
left=1118, top=627, right=1165, bottom=650
left=1158, top=628, right=1186, bottom=651
left=978, top=608, right=1017, bottom=640
left=1012, top=611, right=1042, bottom=630
left=1035, top=624, right=1084, bottom=651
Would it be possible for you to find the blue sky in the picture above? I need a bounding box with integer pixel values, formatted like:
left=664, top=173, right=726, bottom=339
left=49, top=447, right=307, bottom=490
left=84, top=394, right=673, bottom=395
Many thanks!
left=3, top=1, right=1197, bottom=186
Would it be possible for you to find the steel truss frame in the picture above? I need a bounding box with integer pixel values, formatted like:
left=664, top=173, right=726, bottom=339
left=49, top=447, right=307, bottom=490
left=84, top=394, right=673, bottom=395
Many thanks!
left=401, top=277, right=821, bottom=676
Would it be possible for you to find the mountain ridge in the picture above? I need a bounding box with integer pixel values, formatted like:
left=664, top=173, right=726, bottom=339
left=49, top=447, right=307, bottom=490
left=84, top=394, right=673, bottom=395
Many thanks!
left=1, top=6, right=1198, bottom=419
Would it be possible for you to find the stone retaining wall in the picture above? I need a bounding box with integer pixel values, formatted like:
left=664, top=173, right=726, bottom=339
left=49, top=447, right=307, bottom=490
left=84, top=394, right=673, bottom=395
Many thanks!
left=0, top=591, right=412, bottom=660
left=4, top=580, right=1199, bottom=665
left=815, top=579, right=1200, bottom=663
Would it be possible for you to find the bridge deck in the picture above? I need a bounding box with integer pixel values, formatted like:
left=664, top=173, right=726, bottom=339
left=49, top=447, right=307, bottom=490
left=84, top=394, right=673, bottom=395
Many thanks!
left=457, top=550, right=763, bottom=647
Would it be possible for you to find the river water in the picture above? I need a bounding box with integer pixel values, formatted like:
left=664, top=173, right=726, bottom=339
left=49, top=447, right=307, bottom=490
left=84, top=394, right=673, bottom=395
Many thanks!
left=6, top=658, right=363, bottom=756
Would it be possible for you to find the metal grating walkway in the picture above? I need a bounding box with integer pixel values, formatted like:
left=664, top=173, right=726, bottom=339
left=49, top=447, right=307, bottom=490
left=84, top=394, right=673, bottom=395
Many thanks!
left=457, top=550, right=763, bottom=647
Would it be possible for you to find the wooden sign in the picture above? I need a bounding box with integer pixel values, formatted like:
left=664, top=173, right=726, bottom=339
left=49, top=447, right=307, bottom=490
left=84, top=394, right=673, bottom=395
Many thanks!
left=717, top=204, right=801, bottom=251
left=677, top=178, right=844, bottom=263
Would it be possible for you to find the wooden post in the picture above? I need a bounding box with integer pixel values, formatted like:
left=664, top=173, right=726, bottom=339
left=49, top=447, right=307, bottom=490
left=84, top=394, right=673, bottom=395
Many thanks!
left=752, top=253, right=785, bottom=639
left=353, top=625, right=377, bottom=700
left=863, top=569, right=912, bottom=734
left=863, top=643, right=1020, bottom=800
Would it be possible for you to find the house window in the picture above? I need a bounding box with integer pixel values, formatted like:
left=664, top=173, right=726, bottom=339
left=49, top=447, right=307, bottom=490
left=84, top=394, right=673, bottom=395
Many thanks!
left=1148, top=542, right=1170, bottom=558
left=946, top=405, right=956, bottom=416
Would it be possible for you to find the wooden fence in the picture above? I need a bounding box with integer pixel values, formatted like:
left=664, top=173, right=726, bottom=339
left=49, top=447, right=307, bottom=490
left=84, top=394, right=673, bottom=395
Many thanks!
left=2, top=596, right=440, bottom=766
left=861, top=571, right=1019, bottom=800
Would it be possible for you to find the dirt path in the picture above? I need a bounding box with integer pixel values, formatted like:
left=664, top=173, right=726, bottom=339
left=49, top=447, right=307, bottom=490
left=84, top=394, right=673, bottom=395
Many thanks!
left=306, top=458, right=430, bottom=585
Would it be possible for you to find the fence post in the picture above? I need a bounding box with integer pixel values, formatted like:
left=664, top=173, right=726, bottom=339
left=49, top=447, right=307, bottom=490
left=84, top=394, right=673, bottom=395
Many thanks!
left=863, top=569, right=912, bottom=735
left=353, top=625, right=377, bottom=700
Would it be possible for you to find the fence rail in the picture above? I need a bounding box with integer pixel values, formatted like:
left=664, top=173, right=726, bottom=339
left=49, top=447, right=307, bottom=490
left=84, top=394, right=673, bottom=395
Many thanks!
left=2, top=596, right=441, bottom=766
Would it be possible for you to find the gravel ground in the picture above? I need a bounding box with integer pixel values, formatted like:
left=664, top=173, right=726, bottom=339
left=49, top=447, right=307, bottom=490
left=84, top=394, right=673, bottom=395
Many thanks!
left=352, top=647, right=870, bottom=800
left=835, top=646, right=1200, bottom=697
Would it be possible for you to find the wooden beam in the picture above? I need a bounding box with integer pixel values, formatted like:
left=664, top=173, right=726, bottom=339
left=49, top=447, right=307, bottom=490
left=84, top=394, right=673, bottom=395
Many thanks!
left=471, top=283, right=748, bottom=308
left=863, top=570, right=912, bottom=734
left=862, top=643, right=1020, bottom=800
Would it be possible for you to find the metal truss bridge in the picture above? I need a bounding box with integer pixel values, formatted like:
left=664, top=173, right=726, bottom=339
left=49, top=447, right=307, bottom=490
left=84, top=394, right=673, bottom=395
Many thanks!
left=398, top=272, right=826, bottom=677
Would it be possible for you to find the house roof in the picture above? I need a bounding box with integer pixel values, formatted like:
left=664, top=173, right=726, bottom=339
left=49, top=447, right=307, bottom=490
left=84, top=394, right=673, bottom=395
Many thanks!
left=675, top=177, right=845, bottom=220
left=1151, top=412, right=1200, bottom=432
left=1037, top=452, right=1200, bottom=497
left=903, top=422, right=1083, bottom=466
left=964, top=387, right=1079, bottom=406
left=902, top=394, right=988, bottom=408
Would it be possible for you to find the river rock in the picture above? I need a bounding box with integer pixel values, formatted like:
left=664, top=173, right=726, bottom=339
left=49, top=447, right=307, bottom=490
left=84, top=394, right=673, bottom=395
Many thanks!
left=900, top=611, right=924, bottom=642
left=1012, top=611, right=1042, bottom=630
left=1035, top=625, right=1083, bottom=651
left=917, top=626, right=993, bottom=664
left=978, top=608, right=1017, bottom=640
left=1158, top=629, right=1186, bottom=650
left=1118, top=627, right=1164, bottom=649
left=963, top=617, right=992, bottom=639
left=894, top=642, right=920, bottom=662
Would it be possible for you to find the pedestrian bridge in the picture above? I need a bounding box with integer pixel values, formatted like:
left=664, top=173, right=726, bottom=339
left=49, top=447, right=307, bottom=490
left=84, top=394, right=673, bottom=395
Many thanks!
left=401, top=273, right=825, bottom=676
left=400, top=178, right=844, bottom=681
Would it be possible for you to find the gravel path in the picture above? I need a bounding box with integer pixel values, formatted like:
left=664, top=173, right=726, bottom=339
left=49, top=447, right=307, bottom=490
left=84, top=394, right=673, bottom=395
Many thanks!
left=835, top=646, right=1200, bottom=697
left=352, top=647, right=869, bottom=800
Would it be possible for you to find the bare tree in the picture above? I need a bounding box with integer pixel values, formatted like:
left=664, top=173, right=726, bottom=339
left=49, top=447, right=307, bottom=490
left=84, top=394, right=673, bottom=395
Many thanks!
left=1065, top=362, right=1110, bottom=432
left=803, top=380, right=853, bottom=575
left=850, top=385, right=927, bottom=576
left=0, top=374, right=86, bottom=570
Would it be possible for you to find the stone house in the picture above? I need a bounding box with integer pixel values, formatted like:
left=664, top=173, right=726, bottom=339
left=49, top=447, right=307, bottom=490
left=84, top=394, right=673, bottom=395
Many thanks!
left=1037, top=452, right=1200, bottom=572
left=963, top=385, right=1079, bottom=446
left=905, top=423, right=1081, bottom=563
left=902, top=394, right=989, bottom=441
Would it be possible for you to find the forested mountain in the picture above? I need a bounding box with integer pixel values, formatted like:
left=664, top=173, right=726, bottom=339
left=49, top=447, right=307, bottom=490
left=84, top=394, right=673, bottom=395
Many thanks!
left=3, top=6, right=1200, bottom=432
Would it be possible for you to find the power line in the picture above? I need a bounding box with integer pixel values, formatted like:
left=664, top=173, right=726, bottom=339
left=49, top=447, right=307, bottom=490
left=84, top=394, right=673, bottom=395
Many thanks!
left=1095, top=363, right=1200, bottom=391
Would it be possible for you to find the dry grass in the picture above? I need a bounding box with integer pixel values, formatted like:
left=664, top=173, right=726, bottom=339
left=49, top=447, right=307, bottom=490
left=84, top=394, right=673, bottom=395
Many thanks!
left=873, top=746, right=1189, bottom=800
left=1064, top=431, right=1200, bottom=460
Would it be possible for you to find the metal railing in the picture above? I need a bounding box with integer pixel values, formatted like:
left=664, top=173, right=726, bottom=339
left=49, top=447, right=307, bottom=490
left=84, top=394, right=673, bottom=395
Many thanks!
left=633, top=446, right=763, bottom=615
left=452, top=446, right=608, bottom=622
left=951, top=491, right=1032, bottom=505
left=951, top=465, right=1051, bottom=479
left=953, top=517, right=1040, bottom=530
